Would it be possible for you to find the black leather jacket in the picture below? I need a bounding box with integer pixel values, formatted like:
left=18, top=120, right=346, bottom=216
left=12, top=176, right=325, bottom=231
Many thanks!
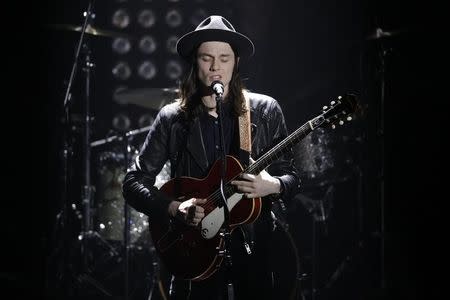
left=122, top=92, right=299, bottom=236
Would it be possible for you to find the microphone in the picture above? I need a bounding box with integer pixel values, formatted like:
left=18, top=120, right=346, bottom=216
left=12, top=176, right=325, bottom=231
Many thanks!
left=211, top=80, right=224, bottom=97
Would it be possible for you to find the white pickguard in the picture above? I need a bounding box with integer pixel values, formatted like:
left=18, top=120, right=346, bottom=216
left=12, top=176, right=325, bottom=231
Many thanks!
left=200, top=193, right=244, bottom=239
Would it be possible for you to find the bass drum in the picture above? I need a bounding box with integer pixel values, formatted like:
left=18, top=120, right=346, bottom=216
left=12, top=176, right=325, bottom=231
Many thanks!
left=95, top=150, right=171, bottom=248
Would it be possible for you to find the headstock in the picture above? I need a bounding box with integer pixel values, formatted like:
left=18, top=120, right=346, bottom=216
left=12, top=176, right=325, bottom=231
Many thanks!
left=321, top=93, right=358, bottom=129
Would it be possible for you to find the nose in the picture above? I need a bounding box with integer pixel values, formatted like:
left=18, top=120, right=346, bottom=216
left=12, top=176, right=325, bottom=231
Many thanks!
left=209, top=59, right=220, bottom=71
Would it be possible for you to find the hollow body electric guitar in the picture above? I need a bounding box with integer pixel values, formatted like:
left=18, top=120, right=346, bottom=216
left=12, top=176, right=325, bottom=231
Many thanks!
left=150, top=94, right=358, bottom=281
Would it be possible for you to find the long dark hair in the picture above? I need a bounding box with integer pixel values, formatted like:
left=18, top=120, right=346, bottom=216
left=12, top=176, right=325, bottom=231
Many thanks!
left=179, top=47, right=247, bottom=120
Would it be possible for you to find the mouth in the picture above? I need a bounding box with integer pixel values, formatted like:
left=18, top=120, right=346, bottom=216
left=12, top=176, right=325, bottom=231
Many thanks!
left=209, top=75, right=222, bottom=82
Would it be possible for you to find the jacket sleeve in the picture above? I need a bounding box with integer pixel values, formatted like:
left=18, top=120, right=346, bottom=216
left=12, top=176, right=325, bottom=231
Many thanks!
left=122, top=105, right=174, bottom=220
left=266, top=99, right=301, bottom=202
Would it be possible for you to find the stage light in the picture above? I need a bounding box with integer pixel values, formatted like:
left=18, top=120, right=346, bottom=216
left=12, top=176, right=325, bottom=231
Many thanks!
left=112, top=61, right=132, bottom=80
left=111, top=8, right=130, bottom=29
left=138, top=113, right=155, bottom=128
left=165, top=60, right=183, bottom=80
left=112, top=113, right=131, bottom=132
left=137, top=9, right=156, bottom=28
left=138, top=60, right=157, bottom=80
left=112, top=37, right=131, bottom=55
left=190, top=9, right=208, bottom=26
left=166, top=35, right=178, bottom=54
left=165, top=9, right=183, bottom=28
left=139, top=35, right=157, bottom=54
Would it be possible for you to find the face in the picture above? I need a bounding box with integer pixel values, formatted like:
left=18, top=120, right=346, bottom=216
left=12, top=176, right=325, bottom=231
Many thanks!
left=196, top=41, right=237, bottom=97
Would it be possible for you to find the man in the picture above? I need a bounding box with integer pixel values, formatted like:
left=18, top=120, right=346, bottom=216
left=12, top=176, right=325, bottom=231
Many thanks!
left=123, top=15, right=299, bottom=299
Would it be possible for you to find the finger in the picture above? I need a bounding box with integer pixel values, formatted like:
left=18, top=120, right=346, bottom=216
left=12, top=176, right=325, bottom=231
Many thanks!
left=194, top=211, right=204, bottom=219
left=193, top=198, right=207, bottom=205
left=193, top=216, right=203, bottom=223
left=231, top=180, right=253, bottom=187
left=237, top=185, right=254, bottom=193
left=240, top=173, right=255, bottom=181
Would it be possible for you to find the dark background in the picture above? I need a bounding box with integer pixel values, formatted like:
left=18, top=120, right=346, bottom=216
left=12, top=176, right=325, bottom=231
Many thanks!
left=4, top=0, right=444, bottom=299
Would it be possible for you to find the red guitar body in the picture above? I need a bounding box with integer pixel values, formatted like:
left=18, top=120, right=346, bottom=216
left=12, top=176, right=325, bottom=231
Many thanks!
left=150, top=155, right=262, bottom=281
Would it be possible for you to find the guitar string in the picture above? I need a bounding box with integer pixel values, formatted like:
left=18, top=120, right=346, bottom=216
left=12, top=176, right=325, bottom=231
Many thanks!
left=201, top=123, right=311, bottom=211
left=201, top=98, right=352, bottom=210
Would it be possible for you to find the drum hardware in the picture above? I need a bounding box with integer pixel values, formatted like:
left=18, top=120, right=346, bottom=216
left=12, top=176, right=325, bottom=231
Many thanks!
left=295, top=184, right=335, bottom=300
left=90, top=125, right=152, bottom=148
left=271, top=200, right=307, bottom=300
left=49, top=1, right=135, bottom=297
left=91, top=125, right=171, bottom=300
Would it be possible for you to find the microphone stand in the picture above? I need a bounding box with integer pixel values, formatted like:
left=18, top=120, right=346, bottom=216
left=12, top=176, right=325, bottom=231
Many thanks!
left=122, top=131, right=133, bottom=300
left=216, top=93, right=234, bottom=300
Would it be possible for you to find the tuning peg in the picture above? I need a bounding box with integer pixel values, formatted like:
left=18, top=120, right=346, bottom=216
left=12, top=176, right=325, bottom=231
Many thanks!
left=347, top=116, right=352, bottom=121
left=330, top=101, right=336, bottom=105
left=338, top=95, right=342, bottom=100
left=339, top=120, right=344, bottom=125
left=331, top=124, right=336, bottom=129
left=322, top=105, right=328, bottom=110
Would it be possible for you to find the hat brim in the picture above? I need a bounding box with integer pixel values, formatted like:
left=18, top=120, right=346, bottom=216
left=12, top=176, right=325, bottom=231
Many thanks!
left=176, top=29, right=255, bottom=59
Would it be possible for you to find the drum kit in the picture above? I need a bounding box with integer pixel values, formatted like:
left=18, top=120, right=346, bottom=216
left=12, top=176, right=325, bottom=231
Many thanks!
left=50, top=12, right=176, bottom=299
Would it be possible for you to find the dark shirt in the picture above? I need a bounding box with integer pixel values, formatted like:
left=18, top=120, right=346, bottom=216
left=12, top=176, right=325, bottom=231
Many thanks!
left=199, top=101, right=237, bottom=169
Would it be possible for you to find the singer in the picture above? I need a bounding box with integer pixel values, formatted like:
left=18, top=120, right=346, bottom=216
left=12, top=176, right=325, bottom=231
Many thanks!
left=123, top=15, right=299, bottom=300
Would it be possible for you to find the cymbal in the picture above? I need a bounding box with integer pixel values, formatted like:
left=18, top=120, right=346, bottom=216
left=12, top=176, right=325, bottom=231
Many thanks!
left=113, top=87, right=179, bottom=110
left=366, top=27, right=405, bottom=40
left=48, top=24, right=130, bottom=38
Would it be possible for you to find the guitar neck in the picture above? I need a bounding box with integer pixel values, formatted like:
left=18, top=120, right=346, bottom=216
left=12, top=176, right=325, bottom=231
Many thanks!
left=244, top=115, right=325, bottom=175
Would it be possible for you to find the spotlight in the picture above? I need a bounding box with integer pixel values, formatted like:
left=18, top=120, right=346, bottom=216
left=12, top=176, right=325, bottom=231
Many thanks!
left=138, top=113, right=155, bottom=128
left=112, top=37, right=131, bottom=55
left=137, top=9, right=156, bottom=28
left=112, top=113, right=131, bottom=132
left=166, top=35, right=178, bottom=54
left=190, top=9, right=208, bottom=26
left=165, top=9, right=183, bottom=28
left=138, top=60, right=157, bottom=80
left=165, top=60, right=183, bottom=80
left=111, top=9, right=130, bottom=29
left=139, top=35, right=157, bottom=54
left=112, top=61, right=132, bottom=80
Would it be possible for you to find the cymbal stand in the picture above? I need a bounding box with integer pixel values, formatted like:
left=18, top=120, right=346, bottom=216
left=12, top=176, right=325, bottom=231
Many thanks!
left=52, top=0, right=97, bottom=292
left=79, top=7, right=97, bottom=273
left=371, top=27, right=391, bottom=290
left=73, top=2, right=120, bottom=294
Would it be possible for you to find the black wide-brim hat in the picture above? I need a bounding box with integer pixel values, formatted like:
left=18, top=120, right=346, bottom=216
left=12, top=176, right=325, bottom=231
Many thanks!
left=176, top=15, right=255, bottom=59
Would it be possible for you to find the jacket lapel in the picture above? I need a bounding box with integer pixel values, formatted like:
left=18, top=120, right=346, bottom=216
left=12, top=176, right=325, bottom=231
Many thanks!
left=186, top=117, right=209, bottom=174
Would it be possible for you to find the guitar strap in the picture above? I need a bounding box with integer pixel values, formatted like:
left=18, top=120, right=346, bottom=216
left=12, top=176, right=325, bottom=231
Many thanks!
left=238, top=91, right=252, bottom=166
